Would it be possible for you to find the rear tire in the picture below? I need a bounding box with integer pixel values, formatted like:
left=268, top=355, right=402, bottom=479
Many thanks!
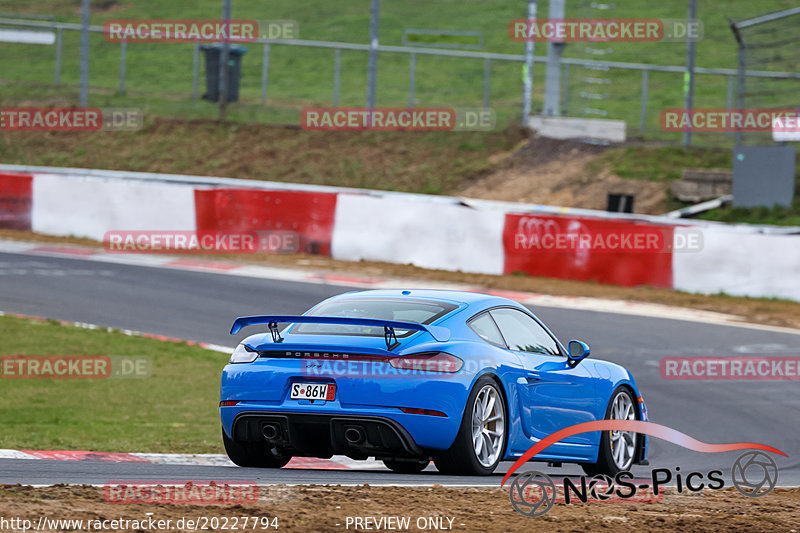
left=434, top=376, right=507, bottom=475
left=222, top=426, right=292, bottom=468
left=581, top=387, right=638, bottom=476
left=382, top=458, right=430, bottom=474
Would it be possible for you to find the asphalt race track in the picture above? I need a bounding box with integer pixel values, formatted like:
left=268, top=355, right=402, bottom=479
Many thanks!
left=1, top=249, right=799, bottom=486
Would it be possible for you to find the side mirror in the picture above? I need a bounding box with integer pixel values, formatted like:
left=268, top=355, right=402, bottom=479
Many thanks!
left=567, top=340, right=591, bottom=367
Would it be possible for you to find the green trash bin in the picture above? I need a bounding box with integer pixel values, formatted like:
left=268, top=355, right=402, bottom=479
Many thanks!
left=201, top=44, right=247, bottom=103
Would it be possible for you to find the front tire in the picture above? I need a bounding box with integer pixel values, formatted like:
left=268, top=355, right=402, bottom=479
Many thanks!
left=581, top=387, right=638, bottom=476
left=222, top=426, right=292, bottom=468
left=434, top=376, right=507, bottom=475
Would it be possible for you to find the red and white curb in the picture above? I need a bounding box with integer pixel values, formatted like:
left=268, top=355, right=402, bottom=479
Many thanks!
left=0, top=449, right=386, bottom=470
left=2, top=238, right=799, bottom=336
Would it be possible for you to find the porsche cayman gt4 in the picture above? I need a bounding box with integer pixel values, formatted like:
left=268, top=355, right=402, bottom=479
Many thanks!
left=219, top=289, right=648, bottom=475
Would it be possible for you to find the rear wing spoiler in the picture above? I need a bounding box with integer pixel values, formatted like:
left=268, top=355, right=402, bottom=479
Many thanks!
left=230, top=315, right=450, bottom=350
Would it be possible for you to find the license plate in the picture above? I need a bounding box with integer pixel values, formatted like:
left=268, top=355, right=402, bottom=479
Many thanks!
left=290, top=382, right=333, bottom=401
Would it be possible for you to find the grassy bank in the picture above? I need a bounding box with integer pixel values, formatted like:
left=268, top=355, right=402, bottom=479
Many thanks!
left=0, top=118, right=524, bottom=194
left=0, top=314, right=227, bottom=453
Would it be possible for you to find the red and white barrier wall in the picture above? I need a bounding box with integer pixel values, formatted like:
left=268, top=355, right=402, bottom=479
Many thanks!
left=502, top=213, right=674, bottom=288
left=31, top=174, right=196, bottom=240
left=195, top=188, right=337, bottom=255
left=673, top=225, right=800, bottom=301
left=0, top=172, right=32, bottom=231
left=331, top=194, right=505, bottom=275
left=1, top=167, right=798, bottom=302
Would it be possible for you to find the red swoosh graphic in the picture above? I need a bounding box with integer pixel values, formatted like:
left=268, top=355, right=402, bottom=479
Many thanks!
left=501, top=420, right=786, bottom=486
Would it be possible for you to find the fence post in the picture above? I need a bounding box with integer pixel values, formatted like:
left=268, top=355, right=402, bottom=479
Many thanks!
left=333, top=48, right=341, bottom=107
left=639, top=69, right=649, bottom=132
left=409, top=52, right=416, bottom=108
left=261, top=43, right=270, bottom=104
left=522, top=0, right=537, bottom=125
left=192, top=43, right=199, bottom=100
left=543, top=0, right=565, bottom=115
left=483, top=57, right=491, bottom=111
left=682, top=0, right=698, bottom=146
left=54, top=27, right=62, bottom=86
left=366, top=0, right=380, bottom=109
left=79, top=0, right=90, bottom=106
left=119, top=39, right=127, bottom=93
left=736, top=45, right=745, bottom=146
left=561, top=63, right=570, bottom=115
left=726, top=75, right=734, bottom=138
left=218, top=0, right=232, bottom=120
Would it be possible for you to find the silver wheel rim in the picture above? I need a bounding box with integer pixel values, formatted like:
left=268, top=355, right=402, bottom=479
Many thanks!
left=609, top=392, right=636, bottom=471
left=471, top=385, right=505, bottom=467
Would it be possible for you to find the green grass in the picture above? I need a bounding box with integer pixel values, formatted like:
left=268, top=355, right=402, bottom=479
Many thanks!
left=587, top=146, right=732, bottom=182
left=0, top=315, right=228, bottom=453
left=588, top=145, right=800, bottom=224
left=695, top=184, right=800, bottom=226
left=0, top=0, right=798, bottom=143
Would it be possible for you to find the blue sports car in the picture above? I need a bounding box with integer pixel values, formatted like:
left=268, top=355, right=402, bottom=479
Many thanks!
left=219, top=289, right=649, bottom=475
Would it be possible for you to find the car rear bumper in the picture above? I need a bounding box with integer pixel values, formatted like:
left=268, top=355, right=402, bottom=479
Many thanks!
left=220, top=402, right=462, bottom=453
left=229, top=410, right=424, bottom=459
left=220, top=360, right=475, bottom=452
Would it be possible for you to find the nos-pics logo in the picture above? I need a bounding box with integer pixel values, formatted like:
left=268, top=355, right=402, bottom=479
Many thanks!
left=502, top=420, right=783, bottom=517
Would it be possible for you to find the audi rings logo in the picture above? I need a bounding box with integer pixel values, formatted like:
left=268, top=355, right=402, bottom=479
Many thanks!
left=732, top=451, right=778, bottom=497
left=508, top=471, right=556, bottom=517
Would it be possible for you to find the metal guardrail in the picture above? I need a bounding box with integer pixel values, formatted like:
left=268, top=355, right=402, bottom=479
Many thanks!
left=3, top=16, right=800, bottom=134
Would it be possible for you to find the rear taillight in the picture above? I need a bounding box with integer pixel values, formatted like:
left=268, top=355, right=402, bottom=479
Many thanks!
left=399, top=407, right=447, bottom=417
left=219, top=400, right=239, bottom=407
left=229, top=344, right=258, bottom=364
left=389, top=352, right=463, bottom=373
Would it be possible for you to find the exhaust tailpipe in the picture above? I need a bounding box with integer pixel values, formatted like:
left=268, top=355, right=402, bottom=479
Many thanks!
left=262, top=424, right=280, bottom=440
left=344, top=427, right=365, bottom=445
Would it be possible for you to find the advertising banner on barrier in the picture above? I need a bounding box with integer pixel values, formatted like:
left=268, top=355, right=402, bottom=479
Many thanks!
left=194, top=189, right=338, bottom=256
left=502, top=213, right=674, bottom=287
left=0, top=172, right=32, bottom=231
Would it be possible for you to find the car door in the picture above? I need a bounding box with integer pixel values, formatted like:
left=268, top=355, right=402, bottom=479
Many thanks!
left=489, top=307, right=598, bottom=445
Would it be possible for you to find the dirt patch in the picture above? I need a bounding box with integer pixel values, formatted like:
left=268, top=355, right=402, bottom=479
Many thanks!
left=459, top=135, right=667, bottom=215
left=0, top=485, right=797, bottom=532
left=3, top=229, right=800, bottom=331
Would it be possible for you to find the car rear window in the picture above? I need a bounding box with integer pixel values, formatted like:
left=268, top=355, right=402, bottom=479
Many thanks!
left=468, top=312, right=506, bottom=347
left=291, top=298, right=457, bottom=337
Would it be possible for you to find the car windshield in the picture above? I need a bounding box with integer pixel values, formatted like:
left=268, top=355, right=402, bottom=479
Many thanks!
left=291, top=298, right=457, bottom=337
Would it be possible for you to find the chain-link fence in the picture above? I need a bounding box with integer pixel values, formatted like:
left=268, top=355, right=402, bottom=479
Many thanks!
left=730, top=7, right=800, bottom=145
left=2, top=1, right=800, bottom=146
